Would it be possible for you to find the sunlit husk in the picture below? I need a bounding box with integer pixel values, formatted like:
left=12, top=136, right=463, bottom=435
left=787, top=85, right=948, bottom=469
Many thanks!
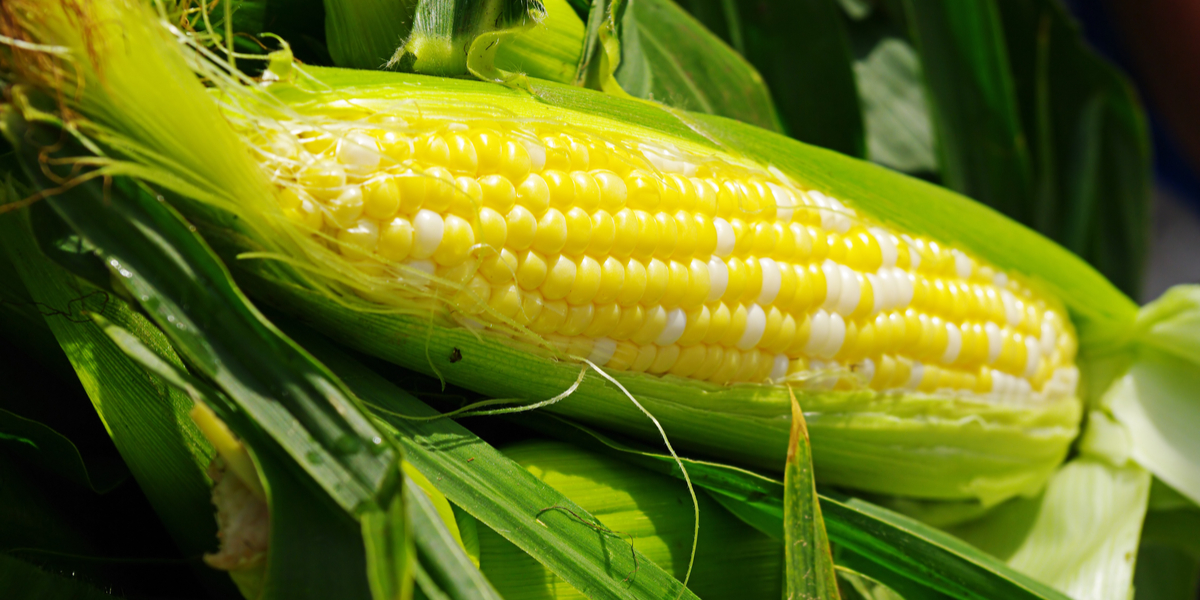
left=476, top=440, right=782, bottom=600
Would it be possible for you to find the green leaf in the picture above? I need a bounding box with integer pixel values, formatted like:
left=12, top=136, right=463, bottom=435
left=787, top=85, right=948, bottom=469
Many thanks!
left=0, top=408, right=127, bottom=494
left=0, top=202, right=217, bottom=564
left=406, top=482, right=501, bottom=600
left=835, top=566, right=908, bottom=600
left=676, top=0, right=865, bottom=155
left=283, top=323, right=702, bottom=600
left=784, top=395, right=840, bottom=599
left=949, top=458, right=1151, bottom=600
left=902, top=0, right=1035, bottom=222
left=615, top=0, right=785, bottom=133
left=995, top=0, right=1151, bottom=298
left=1132, top=544, right=1200, bottom=600
left=324, top=0, right=418, bottom=69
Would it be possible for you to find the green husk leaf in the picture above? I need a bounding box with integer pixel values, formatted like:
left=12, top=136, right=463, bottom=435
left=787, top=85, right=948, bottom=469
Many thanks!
left=0, top=554, right=131, bottom=600
left=503, top=412, right=1067, bottom=600
left=949, top=457, right=1151, bottom=600
left=1132, top=543, right=1200, bottom=600
left=392, top=0, right=546, bottom=80
left=493, top=0, right=587, bottom=84
left=325, top=0, right=419, bottom=69
left=835, top=567, right=907, bottom=600
left=784, top=393, right=840, bottom=599
left=406, top=481, right=501, bottom=600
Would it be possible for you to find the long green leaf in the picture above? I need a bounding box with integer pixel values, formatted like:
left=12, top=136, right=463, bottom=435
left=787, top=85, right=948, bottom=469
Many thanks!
left=676, top=0, right=865, bottom=156
left=0, top=408, right=127, bottom=494
left=902, top=0, right=1034, bottom=222
left=282, top=323, right=702, bottom=600
left=784, top=395, right=840, bottom=599
left=406, top=482, right=501, bottom=600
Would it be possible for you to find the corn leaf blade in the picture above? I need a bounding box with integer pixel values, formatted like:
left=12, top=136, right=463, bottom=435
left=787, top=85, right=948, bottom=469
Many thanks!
left=784, top=395, right=840, bottom=599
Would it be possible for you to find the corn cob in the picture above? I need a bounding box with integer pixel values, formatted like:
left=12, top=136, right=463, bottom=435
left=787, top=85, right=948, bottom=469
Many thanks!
left=263, top=110, right=1078, bottom=397
left=0, top=0, right=1095, bottom=503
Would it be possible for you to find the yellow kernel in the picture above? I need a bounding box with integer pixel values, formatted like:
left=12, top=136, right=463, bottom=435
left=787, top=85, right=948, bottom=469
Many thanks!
left=653, top=212, right=678, bottom=258
left=627, top=171, right=661, bottom=211
left=852, top=273, right=874, bottom=319
left=641, top=258, right=670, bottom=307
left=285, top=196, right=325, bottom=232
left=659, top=260, right=690, bottom=308
left=612, top=304, right=645, bottom=340
left=739, top=258, right=763, bottom=305
left=562, top=207, right=593, bottom=256
left=361, top=176, right=400, bottom=220
left=808, top=226, right=829, bottom=261
left=757, top=306, right=785, bottom=350
left=442, top=132, right=477, bottom=175
left=499, top=140, right=532, bottom=183
left=433, top=214, right=475, bottom=267
left=517, top=174, right=551, bottom=216
left=566, top=256, right=603, bottom=305
left=542, top=135, right=571, bottom=171
left=544, top=170, right=574, bottom=210
left=532, top=208, right=568, bottom=255
left=659, top=177, right=681, bottom=213
left=731, top=219, right=753, bottom=257
left=566, top=138, right=590, bottom=171
left=751, top=222, right=777, bottom=256
left=542, top=255, right=578, bottom=301
left=723, top=258, right=748, bottom=304
left=487, top=283, right=523, bottom=320
left=374, top=130, right=414, bottom=163
left=594, top=257, right=626, bottom=304
left=378, top=217, right=414, bottom=262
left=709, top=349, right=742, bottom=384
left=514, top=290, right=544, bottom=326
left=421, top=167, right=457, bottom=212
left=516, top=250, right=549, bottom=290
left=298, top=129, right=336, bottom=155
left=529, top=299, right=569, bottom=335
left=682, top=259, right=710, bottom=309
left=677, top=305, right=711, bottom=346
left=670, top=345, right=708, bottom=378
left=693, top=345, right=725, bottom=380
left=692, top=177, right=718, bottom=215
left=559, top=304, right=595, bottom=336
left=324, top=185, right=364, bottom=229
left=693, top=214, right=718, bottom=257
left=450, top=176, right=483, bottom=216
left=648, top=345, right=681, bottom=374
left=479, top=248, right=518, bottom=284
left=476, top=207, right=508, bottom=252
left=605, top=341, right=639, bottom=370
left=419, top=134, right=451, bottom=165
left=845, top=228, right=883, bottom=272
left=632, top=306, right=669, bottom=345
left=593, top=170, right=628, bottom=212
left=721, top=304, right=749, bottom=348
left=395, top=171, right=427, bottom=215
left=611, top=209, right=639, bottom=258
left=617, top=258, right=648, bottom=306
left=571, top=172, right=601, bottom=213
left=479, top=174, right=517, bottom=213
left=505, top=205, right=537, bottom=251
left=667, top=174, right=695, bottom=212
left=277, top=186, right=303, bottom=211
left=299, top=159, right=347, bottom=199
left=671, top=212, right=697, bottom=262
left=632, top=210, right=659, bottom=261
left=716, top=180, right=742, bottom=218
left=337, top=218, right=380, bottom=260
left=585, top=304, right=622, bottom=338
left=452, top=275, right=491, bottom=315
left=587, top=210, right=616, bottom=257
left=631, top=344, right=658, bottom=373
left=472, top=130, right=504, bottom=174
left=734, top=350, right=766, bottom=382
left=586, top=140, right=608, bottom=171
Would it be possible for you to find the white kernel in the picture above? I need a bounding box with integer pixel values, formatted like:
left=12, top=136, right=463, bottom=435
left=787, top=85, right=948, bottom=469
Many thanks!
left=993, top=272, right=1009, bottom=288
left=770, top=353, right=790, bottom=381
left=907, top=361, right=925, bottom=390
left=337, top=132, right=381, bottom=172
left=952, top=250, right=973, bottom=279
left=904, top=236, right=922, bottom=270
left=990, top=370, right=1008, bottom=397
left=985, top=322, right=1003, bottom=364
left=520, top=139, right=546, bottom=172
left=941, top=322, right=962, bottom=364
left=871, top=229, right=898, bottom=268
left=822, top=312, right=846, bottom=358
left=1002, top=290, right=1022, bottom=327
left=825, top=195, right=853, bottom=233
left=1024, top=334, right=1042, bottom=379
left=804, top=310, right=831, bottom=355
left=867, top=272, right=885, bottom=315
left=859, top=358, right=875, bottom=384
left=707, top=258, right=729, bottom=301
left=895, top=268, right=915, bottom=308
left=589, top=337, right=618, bottom=365
left=758, top=258, right=782, bottom=305
left=1040, top=316, right=1057, bottom=355
left=713, top=218, right=736, bottom=258
left=737, top=304, right=767, bottom=350
left=656, top=308, right=688, bottom=346
left=411, top=209, right=445, bottom=259
left=767, top=183, right=795, bottom=222
left=807, top=190, right=834, bottom=231
left=836, top=265, right=860, bottom=316
left=821, top=260, right=842, bottom=312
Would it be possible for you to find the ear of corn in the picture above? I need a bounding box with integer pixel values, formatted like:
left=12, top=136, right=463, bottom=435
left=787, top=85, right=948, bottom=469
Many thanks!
left=2, top=0, right=1135, bottom=506
left=476, top=440, right=782, bottom=600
